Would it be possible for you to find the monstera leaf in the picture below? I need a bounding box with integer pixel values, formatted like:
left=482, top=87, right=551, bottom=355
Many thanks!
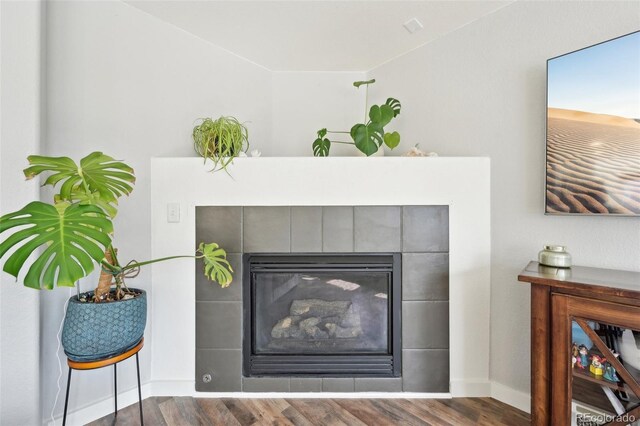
left=384, top=132, right=401, bottom=149
left=24, top=152, right=135, bottom=216
left=369, top=104, right=395, bottom=127
left=0, top=202, right=113, bottom=289
left=313, top=138, right=331, bottom=157
left=351, top=122, right=383, bottom=156
left=385, top=98, right=401, bottom=117
left=199, top=242, right=233, bottom=287
left=312, top=128, right=331, bottom=157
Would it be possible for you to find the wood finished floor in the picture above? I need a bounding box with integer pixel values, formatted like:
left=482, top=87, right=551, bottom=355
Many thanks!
left=89, top=397, right=530, bottom=425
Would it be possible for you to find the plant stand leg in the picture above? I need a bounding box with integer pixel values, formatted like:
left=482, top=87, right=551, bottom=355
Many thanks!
left=63, top=368, right=72, bottom=426
left=114, top=363, right=117, bottom=416
left=136, top=352, right=144, bottom=425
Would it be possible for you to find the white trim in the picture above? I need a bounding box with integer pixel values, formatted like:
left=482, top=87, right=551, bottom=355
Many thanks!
left=450, top=379, right=491, bottom=397
left=46, top=383, right=153, bottom=426
left=194, top=392, right=452, bottom=399
left=48, top=379, right=528, bottom=425
left=491, top=381, right=531, bottom=414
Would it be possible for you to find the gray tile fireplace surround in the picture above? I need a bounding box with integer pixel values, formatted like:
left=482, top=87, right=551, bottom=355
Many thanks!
left=195, top=206, right=449, bottom=393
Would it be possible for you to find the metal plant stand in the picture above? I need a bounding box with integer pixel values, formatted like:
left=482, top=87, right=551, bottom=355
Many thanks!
left=63, top=338, right=144, bottom=425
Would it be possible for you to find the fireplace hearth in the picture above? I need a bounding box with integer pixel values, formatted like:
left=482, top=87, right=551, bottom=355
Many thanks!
left=243, top=254, right=402, bottom=377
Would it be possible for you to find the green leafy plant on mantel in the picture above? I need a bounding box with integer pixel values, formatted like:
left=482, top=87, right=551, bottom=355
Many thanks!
left=312, top=79, right=402, bottom=157
left=193, top=116, right=249, bottom=172
left=0, top=152, right=233, bottom=300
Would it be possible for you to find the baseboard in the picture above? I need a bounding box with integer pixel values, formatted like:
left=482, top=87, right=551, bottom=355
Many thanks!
left=45, top=383, right=152, bottom=426
left=46, top=379, right=523, bottom=425
left=450, top=379, right=491, bottom=397
left=490, top=381, right=531, bottom=414
left=149, top=379, right=195, bottom=396
left=194, top=391, right=452, bottom=399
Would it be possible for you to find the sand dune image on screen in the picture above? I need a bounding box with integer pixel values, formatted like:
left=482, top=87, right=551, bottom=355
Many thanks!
left=546, top=108, right=640, bottom=214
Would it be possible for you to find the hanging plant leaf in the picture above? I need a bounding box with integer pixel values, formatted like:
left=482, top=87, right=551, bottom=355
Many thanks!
left=369, top=104, right=395, bottom=127
left=351, top=122, right=383, bottom=156
left=385, top=98, right=401, bottom=117
left=353, top=79, right=376, bottom=88
left=0, top=201, right=113, bottom=289
left=383, top=131, right=401, bottom=149
left=24, top=152, right=135, bottom=208
left=198, top=242, right=233, bottom=287
left=312, top=137, right=331, bottom=157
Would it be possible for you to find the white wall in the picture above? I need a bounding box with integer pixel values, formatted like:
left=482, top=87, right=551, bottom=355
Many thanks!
left=42, top=0, right=273, bottom=421
left=40, top=2, right=373, bottom=422
left=0, top=1, right=43, bottom=424
left=271, top=72, right=366, bottom=156
left=22, top=0, right=640, bottom=421
left=368, top=0, right=640, bottom=409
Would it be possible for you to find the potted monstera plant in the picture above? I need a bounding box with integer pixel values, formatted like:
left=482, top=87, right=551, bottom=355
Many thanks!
left=0, top=152, right=233, bottom=361
left=312, top=79, right=402, bottom=157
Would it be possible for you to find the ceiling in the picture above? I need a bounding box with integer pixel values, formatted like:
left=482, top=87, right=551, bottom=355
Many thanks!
left=125, top=0, right=514, bottom=71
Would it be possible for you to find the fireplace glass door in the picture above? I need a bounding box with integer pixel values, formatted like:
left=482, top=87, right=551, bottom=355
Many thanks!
left=243, top=254, right=401, bottom=377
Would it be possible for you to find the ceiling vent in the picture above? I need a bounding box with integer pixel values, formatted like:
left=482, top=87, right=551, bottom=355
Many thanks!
left=403, top=18, right=424, bottom=34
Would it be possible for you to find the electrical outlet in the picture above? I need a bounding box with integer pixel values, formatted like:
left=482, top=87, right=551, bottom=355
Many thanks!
left=167, top=203, right=180, bottom=223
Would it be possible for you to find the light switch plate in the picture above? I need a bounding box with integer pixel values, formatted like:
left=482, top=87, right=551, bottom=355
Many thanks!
left=167, top=202, right=180, bottom=223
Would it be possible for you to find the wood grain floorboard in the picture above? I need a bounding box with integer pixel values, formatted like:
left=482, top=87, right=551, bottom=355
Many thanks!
left=196, top=398, right=241, bottom=426
left=88, top=397, right=530, bottom=425
left=286, top=398, right=367, bottom=426
left=390, top=399, right=461, bottom=426
left=220, top=398, right=258, bottom=425
left=158, top=398, right=191, bottom=426
left=333, top=399, right=418, bottom=426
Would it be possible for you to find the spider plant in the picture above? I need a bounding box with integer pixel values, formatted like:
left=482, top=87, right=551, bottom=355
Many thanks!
left=193, top=116, right=249, bottom=172
left=0, top=152, right=233, bottom=301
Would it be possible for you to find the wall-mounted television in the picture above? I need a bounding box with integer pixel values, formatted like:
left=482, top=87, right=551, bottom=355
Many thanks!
left=545, top=30, right=640, bottom=216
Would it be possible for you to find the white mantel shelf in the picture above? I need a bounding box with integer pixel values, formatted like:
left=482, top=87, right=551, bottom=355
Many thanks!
left=149, top=157, right=491, bottom=397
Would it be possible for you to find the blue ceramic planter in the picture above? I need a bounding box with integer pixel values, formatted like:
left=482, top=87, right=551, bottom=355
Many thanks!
left=62, top=289, right=147, bottom=361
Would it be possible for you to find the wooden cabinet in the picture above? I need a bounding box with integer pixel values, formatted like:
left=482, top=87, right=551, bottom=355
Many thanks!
left=519, top=262, right=640, bottom=426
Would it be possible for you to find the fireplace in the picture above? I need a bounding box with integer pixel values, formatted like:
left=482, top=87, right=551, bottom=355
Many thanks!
left=243, top=253, right=402, bottom=377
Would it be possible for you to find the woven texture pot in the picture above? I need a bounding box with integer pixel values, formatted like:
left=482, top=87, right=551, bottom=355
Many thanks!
left=62, top=289, right=147, bottom=361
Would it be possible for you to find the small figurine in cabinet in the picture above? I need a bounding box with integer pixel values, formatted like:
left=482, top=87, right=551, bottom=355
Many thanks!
left=578, top=345, right=589, bottom=368
left=603, top=351, right=620, bottom=382
left=572, top=343, right=579, bottom=368
left=590, top=355, right=606, bottom=376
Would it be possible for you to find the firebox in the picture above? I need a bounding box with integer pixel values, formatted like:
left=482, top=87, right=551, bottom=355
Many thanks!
left=243, top=253, right=401, bottom=377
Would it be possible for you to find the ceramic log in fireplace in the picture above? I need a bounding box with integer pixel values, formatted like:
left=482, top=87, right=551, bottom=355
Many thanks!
left=243, top=253, right=402, bottom=377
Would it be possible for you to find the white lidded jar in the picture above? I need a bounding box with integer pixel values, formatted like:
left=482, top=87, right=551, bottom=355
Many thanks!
left=538, top=245, right=572, bottom=268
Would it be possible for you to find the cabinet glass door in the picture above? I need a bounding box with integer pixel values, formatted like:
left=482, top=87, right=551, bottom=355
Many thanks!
left=570, top=320, right=640, bottom=425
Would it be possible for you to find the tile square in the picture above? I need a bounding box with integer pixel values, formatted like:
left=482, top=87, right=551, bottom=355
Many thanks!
left=291, top=207, right=322, bottom=252
left=322, top=207, right=354, bottom=252
left=196, top=301, right=242, bottom=349
left=290, top=378, right=322, bottom=392
left=196, top=254, right=242, bottom=301
left=402, top=349, right=449, bottom=392
left=322, top=378, right=355, bottom=392
left=196, top=349, right=241, bottom=391
left=402, top=253, right=449, bottom=301
left=196, top=207, right=242, bottom=253
left=354, top=206, right=401, bottom=252
left=354, top=378, right=403, bottom=392
left=402, top=301, right=449, bottom=349
left=243, top=207, right=290, bottom=252
left=242, top=377, right=290, bottom=392
left=403, top=206, right=449, bottom=252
